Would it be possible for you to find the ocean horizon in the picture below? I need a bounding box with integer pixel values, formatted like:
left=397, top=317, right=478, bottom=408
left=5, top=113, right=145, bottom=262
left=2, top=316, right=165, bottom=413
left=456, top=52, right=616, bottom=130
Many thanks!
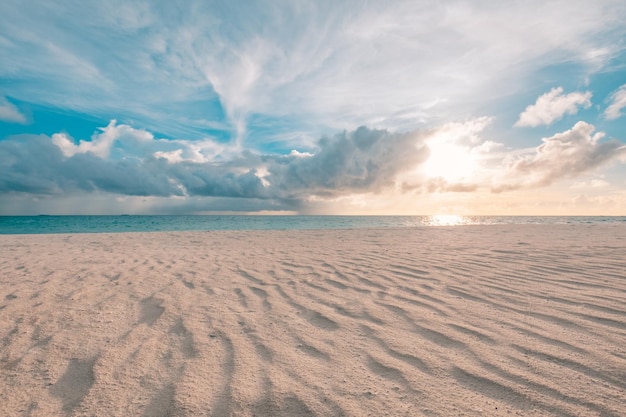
left=1, top=214, right=625, bottom=234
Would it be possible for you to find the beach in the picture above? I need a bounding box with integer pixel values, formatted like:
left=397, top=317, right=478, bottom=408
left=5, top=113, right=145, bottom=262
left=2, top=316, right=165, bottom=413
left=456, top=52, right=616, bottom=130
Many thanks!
left=1, top=225, right=625, bottom=416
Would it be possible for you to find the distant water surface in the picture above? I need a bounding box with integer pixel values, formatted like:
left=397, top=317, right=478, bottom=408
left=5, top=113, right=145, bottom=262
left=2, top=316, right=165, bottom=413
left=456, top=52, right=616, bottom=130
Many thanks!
left=1, top=215, right=625, bottom=234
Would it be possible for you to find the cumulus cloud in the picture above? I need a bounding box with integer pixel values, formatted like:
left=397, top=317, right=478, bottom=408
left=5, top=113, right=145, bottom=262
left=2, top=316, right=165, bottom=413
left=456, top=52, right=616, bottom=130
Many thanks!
left=0, top=124, right=430, bottom=205
left=494, top=121, right=626, bottom=191
left=515, top=87, right=592, bottom=127
left=161, top=126, right=430, bottom=200
left=153, top=149, right=184, bottom=164
left=2, top=119, right=625, bottom=214
left=604, top=84, right=626, bottom=120
left=0, top=134, right=272, bottom=200
left=0, top=134, right=181, bottom=196
left=265, top=126, right=429, bottom=198
left=52, top=120, right=153, bottom=158
left=0, top=97, right=27, bottom=124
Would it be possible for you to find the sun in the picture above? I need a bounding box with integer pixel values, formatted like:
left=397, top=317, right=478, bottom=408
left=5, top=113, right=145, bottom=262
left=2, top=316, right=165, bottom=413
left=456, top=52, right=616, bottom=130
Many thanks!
left=421, top=139, right=478, bottom=182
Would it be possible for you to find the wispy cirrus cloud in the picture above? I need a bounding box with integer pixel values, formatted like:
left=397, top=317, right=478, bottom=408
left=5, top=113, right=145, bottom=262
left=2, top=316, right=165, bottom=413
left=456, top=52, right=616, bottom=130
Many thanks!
left=604, top=84, right=626, bottom=120
left=0, top=97, right=26, bottom=124
left=1, top=1, right=625, bottom=145
left=2, top=1, right=626, bottom=215
left=514, top=87, right=592, bottom=127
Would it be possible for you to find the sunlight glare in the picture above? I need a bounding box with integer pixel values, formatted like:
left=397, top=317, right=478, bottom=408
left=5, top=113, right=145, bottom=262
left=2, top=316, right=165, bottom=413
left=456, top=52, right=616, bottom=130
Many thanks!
left=425, top=214, right=470, bottom=226
left=422, top=140, right=478, bottom=182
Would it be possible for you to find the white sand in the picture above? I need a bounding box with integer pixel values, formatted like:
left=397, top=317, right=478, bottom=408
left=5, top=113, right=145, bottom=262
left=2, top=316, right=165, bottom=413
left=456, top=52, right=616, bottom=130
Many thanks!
left=1, top=225, right=625, bottom=416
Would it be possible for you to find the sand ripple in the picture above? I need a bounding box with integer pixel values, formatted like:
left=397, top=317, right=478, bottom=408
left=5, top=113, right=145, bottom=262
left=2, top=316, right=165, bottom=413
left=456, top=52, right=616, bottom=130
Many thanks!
left=1, top=225, right=625, bottom=416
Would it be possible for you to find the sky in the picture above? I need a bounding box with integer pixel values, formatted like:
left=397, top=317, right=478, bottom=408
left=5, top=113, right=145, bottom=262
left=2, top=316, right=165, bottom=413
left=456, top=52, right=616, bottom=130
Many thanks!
left=1, top=0, right=626, bottom=215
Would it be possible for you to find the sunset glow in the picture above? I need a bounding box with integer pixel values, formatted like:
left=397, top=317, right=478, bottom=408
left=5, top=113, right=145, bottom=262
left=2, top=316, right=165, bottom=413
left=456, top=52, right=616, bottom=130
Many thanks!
left=422, top=141, right=478, bottom=182
left=1, top=1, right=625, bottom=215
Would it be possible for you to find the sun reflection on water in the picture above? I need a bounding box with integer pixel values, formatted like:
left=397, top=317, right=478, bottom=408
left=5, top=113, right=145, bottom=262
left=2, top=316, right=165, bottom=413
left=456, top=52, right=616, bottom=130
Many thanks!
left=424, top=214, right=472, bottom=226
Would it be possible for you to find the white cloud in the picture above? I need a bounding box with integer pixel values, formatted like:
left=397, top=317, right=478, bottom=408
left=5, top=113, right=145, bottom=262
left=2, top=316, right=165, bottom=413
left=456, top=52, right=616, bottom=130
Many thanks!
left=2, top=122, right=431, bottom=201
left=417, top=117, right=494, bottom=185
left=153, top=149, right=184, bottom=164
left=50, top=119, right=238, bottom=165
left=25, top=118, right=626, bottom=204
left=515, top=87, right=592, bottom=127
left=51, top=120, right=152, bottom=158
left=0, top=97, right=26, bottom=123
left=571, top=178, right=609, bottom=189
left=1, top=1, right=625, bottom=144
left=289, top=150, right=313, bottom=158
left=494, top=121, right=626, bottom=191
left=51, top=133, right=77, bottom=157
left=604, top=84, right=626, bottom=120
left=2, top=117, right=626, bottom=214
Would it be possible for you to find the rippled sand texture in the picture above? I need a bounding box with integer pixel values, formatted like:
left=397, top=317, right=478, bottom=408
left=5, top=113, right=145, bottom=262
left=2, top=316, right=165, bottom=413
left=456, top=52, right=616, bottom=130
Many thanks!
left=1, top=225, right=625, bottom=416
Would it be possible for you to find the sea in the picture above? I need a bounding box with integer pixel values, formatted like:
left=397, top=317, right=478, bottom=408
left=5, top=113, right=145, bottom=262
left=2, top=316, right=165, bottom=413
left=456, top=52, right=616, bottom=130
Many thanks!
left=0, top=215, right=625, bottom=234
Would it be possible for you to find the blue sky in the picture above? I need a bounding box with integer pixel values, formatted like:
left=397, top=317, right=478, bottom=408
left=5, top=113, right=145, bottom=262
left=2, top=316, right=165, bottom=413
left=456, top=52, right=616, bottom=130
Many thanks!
left=1, top=0, right=626, bottom=215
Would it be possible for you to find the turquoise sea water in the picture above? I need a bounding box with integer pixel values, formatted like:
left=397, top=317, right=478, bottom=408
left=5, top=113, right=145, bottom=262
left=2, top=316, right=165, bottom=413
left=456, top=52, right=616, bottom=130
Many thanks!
left=0, top=215, right=625, bottom=234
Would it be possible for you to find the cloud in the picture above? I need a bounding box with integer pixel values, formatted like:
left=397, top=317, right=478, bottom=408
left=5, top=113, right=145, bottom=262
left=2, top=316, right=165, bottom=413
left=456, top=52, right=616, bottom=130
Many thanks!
left=265, top=126, right=430, bottom=199
left=570, top=177, right=610, bottom=189
left=0, top=123, right=430, bottom=206
left=51, top=120, right=153, bottom=158
left=0, top=134, right=270, bottom=200
left=153, top=149, right=184, bottom=164
left=51, top=119, right=233, bottom=163
left=515, top=87, right=592, bottom=127
left=0, top=97, right=26, bottom=124
left=1, top=1, right=625, bottom=145
left=154, top=126, right=431, bottom=201
left=2, top=118, right=625, bottom=214
left=494, top=121, right=626, bottom=191
left=604, top=84, right=626, bottom=120
left=0, top=134, right=182, bottom=196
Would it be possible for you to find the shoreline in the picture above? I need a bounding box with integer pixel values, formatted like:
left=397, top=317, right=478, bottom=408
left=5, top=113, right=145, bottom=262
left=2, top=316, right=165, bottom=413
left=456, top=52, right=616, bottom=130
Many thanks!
left=2, top=225, right=625, bottom=416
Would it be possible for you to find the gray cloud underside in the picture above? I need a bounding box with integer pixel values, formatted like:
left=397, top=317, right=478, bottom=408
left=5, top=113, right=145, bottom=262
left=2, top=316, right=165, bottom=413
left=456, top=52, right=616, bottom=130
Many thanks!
left=266, top=127, right=429, bottom=197
left=0, top=127, right=429, bottom=203
left=1, top=123, right=625, bottom=206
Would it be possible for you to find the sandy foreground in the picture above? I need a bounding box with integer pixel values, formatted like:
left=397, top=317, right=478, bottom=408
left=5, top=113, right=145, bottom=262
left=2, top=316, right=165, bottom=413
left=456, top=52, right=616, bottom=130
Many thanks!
left=1, top=225, right=625, bottom=417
